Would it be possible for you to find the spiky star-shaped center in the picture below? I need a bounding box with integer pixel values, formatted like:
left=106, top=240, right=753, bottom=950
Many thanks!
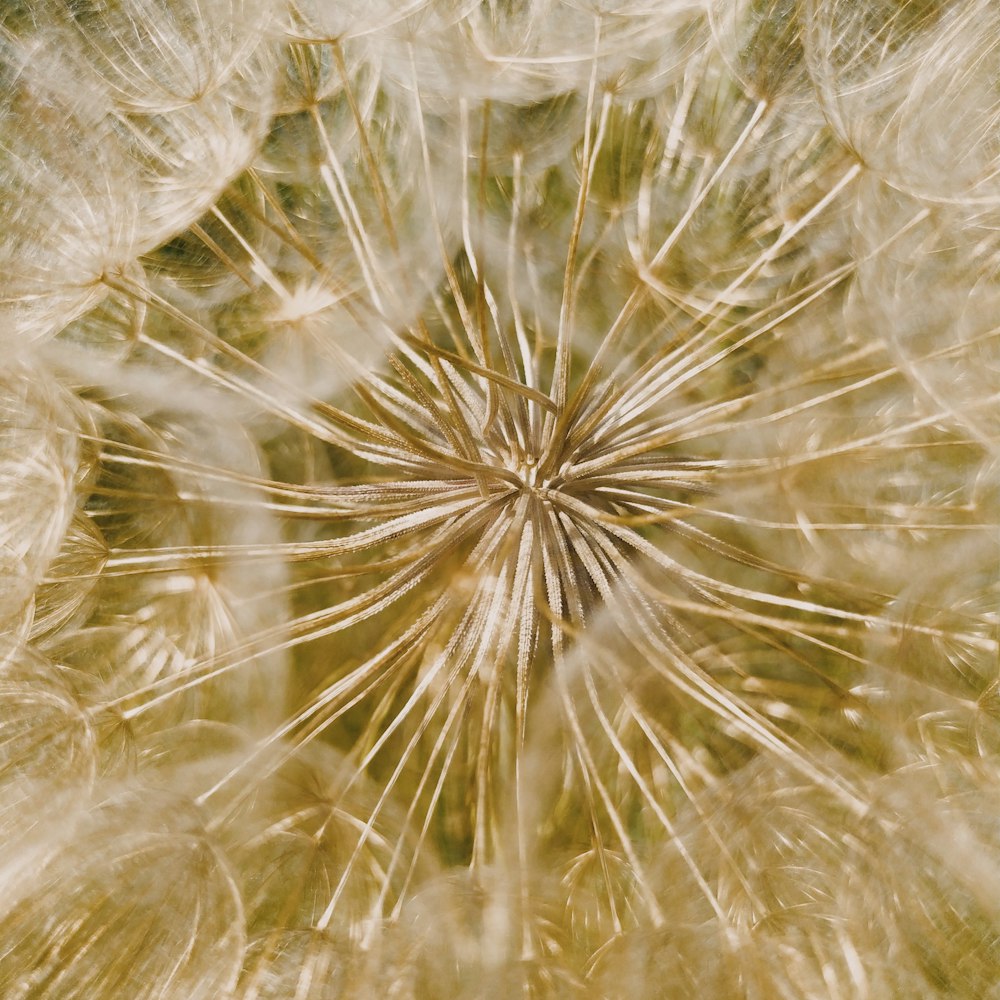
left=327, top=338, right=711, bottom=646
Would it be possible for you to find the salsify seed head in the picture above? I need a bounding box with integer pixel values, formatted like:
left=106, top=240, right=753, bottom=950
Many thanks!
left=1, top=0, right=999, bottom=997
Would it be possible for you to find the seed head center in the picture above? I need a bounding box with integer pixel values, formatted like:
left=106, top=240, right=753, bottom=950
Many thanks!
left=501, top=454, right=559, bottom=496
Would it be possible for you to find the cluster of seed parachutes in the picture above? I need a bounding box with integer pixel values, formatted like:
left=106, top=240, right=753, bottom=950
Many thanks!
left=1, top=1, right=999, bottom=997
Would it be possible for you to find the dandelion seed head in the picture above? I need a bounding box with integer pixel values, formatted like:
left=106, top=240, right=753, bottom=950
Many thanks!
left=0, top=644, right=98, bottom=833
left=853, top=188, right=1000, bottom=454
left=3, top=0, right=1000, bottom=994
left=0, top=362, right=87, bottom=640
left=805, top=0, right=1000, bottom=207
left=0, top=38, right=143, bottom=341
left=0, top=788, right=246, bottom=1000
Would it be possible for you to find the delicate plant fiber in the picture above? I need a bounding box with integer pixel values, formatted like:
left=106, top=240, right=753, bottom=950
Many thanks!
left=1, top=0, right=999, bottom=997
